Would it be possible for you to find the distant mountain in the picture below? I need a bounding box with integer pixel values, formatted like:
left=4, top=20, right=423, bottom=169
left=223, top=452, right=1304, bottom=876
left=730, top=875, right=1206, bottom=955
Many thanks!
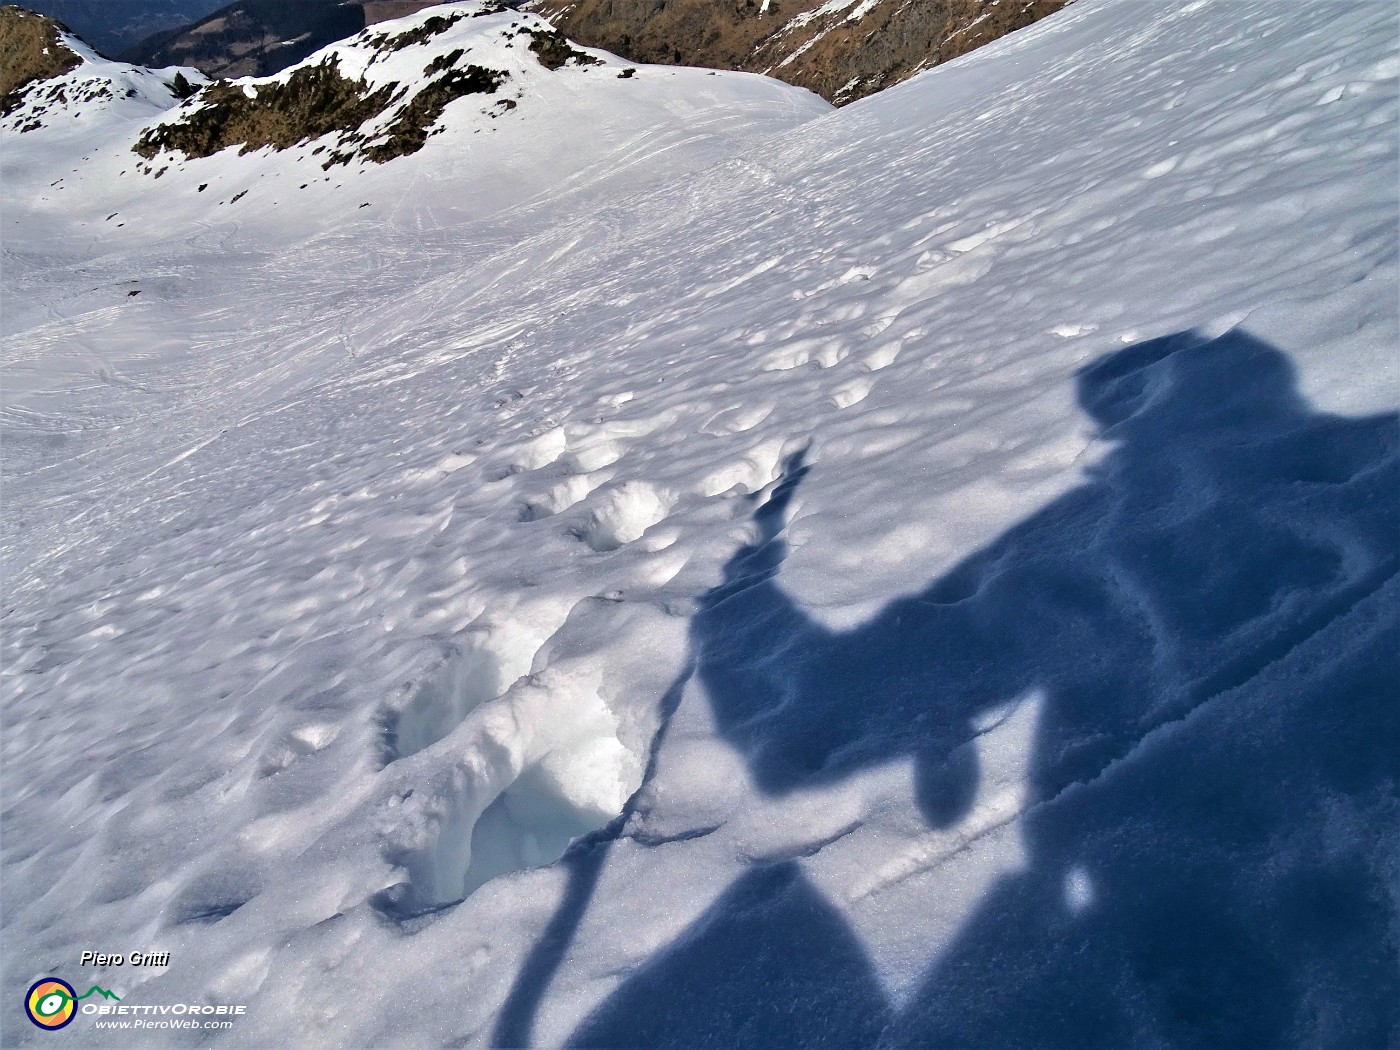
left=121, top=0, right=452, bottom=79
left=531, top=0, right=1067, bottom=104
left=16, top=0, right=223, bottom=55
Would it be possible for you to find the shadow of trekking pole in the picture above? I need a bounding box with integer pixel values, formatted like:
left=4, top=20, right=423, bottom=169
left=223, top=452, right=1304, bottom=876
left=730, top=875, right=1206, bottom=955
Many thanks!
left=491, top=449, right=811, bottom=1048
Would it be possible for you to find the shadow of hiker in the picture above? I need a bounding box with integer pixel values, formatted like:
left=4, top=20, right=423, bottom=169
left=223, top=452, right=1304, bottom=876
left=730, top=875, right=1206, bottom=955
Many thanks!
left=532, top=329, right=1400, bottom=1048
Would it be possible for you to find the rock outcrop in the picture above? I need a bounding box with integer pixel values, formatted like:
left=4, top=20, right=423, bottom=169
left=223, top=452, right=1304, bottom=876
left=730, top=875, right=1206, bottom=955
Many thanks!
left=531, top=0, right=1067, bottom=104
left=0, top=6, right=82, bottom=115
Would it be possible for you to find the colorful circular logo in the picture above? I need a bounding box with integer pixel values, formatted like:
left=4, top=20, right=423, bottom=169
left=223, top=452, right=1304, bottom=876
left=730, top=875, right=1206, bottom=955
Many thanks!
left=25, top=978, right=77, bottom=1030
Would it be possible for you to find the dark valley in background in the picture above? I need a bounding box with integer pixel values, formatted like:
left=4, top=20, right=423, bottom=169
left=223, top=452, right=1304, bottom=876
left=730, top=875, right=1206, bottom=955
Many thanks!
left=19, top=0, right=222, bottom=54
left=121, top=0, right=449, bottom=79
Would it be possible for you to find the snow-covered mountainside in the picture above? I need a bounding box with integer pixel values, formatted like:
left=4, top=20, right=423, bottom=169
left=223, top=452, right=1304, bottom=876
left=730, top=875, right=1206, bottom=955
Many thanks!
left=2, top=0, right=1397, bottom=1046
left=0, top=2, right=827, bottom=333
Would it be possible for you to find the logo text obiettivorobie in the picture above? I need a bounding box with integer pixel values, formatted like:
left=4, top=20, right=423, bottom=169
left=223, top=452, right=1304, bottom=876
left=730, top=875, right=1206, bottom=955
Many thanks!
left=23, top=971, right=247, bottom=1033
left=25, top=979, right=119, bottom=1030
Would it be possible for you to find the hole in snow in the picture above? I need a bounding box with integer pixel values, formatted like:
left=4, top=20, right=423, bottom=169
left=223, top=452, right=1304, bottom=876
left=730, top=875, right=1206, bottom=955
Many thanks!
left=388, top=642, right=505, bottom=760
left=577, top=481, right=674, bottom=552
left=459, top=758, right=620, bottom=899
left=386, top=622, right=549, bottom=763
left=385, top=623, right=552, bottom=766
left=375, top=697, right=636, bottom=921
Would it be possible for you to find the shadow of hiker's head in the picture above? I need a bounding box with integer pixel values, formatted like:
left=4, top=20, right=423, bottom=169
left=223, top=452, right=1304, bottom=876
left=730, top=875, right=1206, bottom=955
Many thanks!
left=1076, top=329, right=1302, bottom=437
left=696, top=331, right=1353, bottom=835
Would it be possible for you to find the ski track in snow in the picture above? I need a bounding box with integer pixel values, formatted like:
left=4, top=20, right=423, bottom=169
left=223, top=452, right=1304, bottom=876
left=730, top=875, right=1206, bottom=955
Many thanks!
left=1, top=0, right=1397, bottom=1046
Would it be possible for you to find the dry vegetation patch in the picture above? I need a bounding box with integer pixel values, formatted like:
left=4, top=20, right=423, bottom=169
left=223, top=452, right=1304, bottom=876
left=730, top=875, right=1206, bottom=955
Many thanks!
left=133, top=48, right=508, bottom=169
left=1, top=6, right=82, bottom=116
left=358, top=63, right=505, bottom=162
left=365, top=11, right=465, bottom=52
left=526, top=27, right=601, bottom=71
left=134, top=56, right=400, bottom=159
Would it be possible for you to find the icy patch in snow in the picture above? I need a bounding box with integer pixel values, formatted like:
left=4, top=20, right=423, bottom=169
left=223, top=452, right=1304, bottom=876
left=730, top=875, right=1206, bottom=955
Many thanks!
left=389, top=635, right=513, bottom=760
left=1063, top=865, right=1094, bottom=914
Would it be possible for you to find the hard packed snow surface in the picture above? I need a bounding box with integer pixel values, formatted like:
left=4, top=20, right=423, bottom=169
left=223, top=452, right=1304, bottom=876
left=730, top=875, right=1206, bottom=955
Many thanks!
left=2, top=0, right=1397, bottom=1045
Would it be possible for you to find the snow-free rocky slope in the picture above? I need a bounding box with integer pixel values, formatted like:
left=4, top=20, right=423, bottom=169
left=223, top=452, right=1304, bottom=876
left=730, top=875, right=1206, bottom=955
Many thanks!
left=533, top=0, right=1067, bottom=104
left=2, top=0, right=1398, bottom=1046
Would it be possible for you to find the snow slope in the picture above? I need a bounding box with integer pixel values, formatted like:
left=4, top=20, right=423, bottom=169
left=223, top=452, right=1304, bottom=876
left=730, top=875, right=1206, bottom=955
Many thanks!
left=2, top=0, right=1397, bottom=1046
left=2, top=3, right=828, bottom=334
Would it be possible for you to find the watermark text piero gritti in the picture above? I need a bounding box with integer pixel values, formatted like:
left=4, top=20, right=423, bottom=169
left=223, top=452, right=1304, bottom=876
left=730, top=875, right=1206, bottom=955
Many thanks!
left=80, top=950, right=170, bottom=967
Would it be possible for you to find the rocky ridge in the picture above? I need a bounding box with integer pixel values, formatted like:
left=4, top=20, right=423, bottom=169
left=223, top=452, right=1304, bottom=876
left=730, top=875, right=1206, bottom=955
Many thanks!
left=532, top=0, right=1067, bottom=104
left=132, top=5, right=615, bottom=169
